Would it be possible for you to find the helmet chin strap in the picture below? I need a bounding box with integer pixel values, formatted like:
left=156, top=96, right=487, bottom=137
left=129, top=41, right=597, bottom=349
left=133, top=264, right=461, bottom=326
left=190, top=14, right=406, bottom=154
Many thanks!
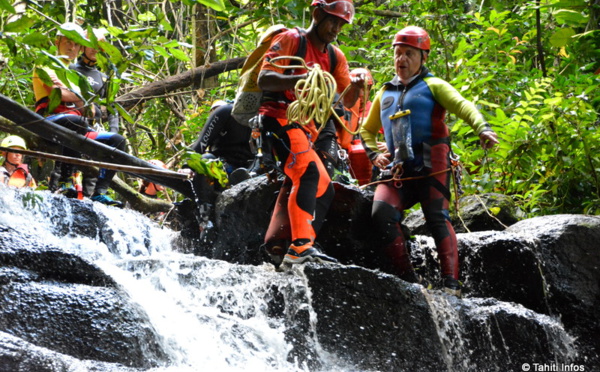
left=81, top=51, right=97, bottom=66
left=313, top=11, right=331, bottom=46
left=5, top=159, right=19, bottom=168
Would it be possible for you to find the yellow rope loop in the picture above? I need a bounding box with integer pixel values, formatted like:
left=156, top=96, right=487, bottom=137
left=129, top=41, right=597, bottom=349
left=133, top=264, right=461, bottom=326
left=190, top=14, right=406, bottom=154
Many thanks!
left=267, top=55, right=351, bottom=138
left=331, top=76, right=371, bottom=136
left=287, top=63, right=337, bottom=130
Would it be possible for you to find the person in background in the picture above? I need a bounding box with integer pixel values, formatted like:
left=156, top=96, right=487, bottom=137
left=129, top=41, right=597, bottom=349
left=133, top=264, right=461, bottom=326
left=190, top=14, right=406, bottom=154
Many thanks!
left=0, top=135, right=37, bottom=188
left=360, top=26, right=500, bottom=297
left=33, top=22, right=127, bottom=207
left=70, top=27, right=120, bottom=134
left=190, top=100, right=257, bottom=185
left=337, top=67, right=374, bottom=185
left=257, top=0, right=366, bottom=266
left=139, top=159, right=168, bottom=199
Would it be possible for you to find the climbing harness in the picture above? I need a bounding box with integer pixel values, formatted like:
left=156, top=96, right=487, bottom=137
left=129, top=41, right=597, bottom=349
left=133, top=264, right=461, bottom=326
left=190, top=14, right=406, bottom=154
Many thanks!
left=360, top=151, right=465, bottom=206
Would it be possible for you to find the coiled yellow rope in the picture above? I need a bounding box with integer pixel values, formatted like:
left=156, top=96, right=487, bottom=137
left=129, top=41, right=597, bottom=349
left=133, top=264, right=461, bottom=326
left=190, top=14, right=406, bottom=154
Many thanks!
left=268, top=56, right=351, bottom=138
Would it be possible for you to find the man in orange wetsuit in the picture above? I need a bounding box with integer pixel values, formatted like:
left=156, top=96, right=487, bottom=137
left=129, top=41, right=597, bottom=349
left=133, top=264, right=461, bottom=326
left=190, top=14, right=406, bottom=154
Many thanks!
left=257, top=0, right=366, bottom=266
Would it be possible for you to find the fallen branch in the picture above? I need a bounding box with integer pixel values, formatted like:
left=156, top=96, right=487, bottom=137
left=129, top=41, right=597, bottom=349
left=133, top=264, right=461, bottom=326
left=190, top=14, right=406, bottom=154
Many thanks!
left=115, top=57, right=246, bottom=110
left=0, top=146, right=190, bottom=180
left=0, top=94, right=195, bottom=198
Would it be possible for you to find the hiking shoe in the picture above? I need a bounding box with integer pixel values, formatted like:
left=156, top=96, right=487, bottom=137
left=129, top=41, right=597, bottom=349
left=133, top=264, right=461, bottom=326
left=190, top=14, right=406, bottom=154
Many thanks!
left=442, top=275, right=462, bottom=298
left=261, top=243, right=286, bottom=267
left=56, top=182, right=78, bottom=199
left=91, top=193, right=123, bottom=208
left=282, top=242, right=338, bottom=266
left=229, top=168, right=251, bottom=185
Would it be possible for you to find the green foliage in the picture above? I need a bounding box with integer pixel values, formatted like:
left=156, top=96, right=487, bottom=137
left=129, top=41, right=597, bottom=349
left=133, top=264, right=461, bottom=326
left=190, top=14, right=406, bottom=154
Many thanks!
left=183, top=151, right=229, bottom=187
left=0, top=0, right=598, bottom=213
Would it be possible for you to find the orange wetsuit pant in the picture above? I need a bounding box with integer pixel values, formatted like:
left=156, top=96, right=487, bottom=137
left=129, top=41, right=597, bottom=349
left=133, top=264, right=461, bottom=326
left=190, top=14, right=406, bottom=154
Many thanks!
left=263, top=116, right=334, bottom=245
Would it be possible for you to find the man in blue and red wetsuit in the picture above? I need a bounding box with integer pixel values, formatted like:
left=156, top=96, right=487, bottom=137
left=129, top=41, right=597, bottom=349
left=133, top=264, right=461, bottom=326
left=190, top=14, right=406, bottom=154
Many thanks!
left=360, top=26, right=500, bottom=296
left=258, top=0, right=366, bottom=266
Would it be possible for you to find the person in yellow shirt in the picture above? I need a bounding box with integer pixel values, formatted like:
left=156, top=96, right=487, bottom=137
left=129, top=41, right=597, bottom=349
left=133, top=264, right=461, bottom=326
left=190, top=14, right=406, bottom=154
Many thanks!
left=33, top=22, right=127, bottom=207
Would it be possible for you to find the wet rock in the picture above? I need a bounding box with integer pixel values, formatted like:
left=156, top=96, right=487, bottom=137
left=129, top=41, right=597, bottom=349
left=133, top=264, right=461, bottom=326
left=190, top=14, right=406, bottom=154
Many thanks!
left=506, top=214, right=600, bottom=366
left=458, top=231, right=548, bottom=314
left=0, top=331, right=138, bottom=372
left=0, top=224, right=116, bottom=287
left=0, top=224, right=168, bottom=368
left=404, top=193, right=523, bottom=235
left=211, top=176, right=281, bottom=264
left=209, top=177, right=387, bottom=270
left=303, top=264, right=446, bottom=371
left=1, top=186, right=597, bottom=371
left=298, top=264, right=574, bottom=372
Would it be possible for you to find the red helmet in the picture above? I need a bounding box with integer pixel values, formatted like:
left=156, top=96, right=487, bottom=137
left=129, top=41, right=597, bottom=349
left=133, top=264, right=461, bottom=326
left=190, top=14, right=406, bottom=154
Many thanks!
left=392, top=26, right=430, bottom=51
left=148, top=159, right=167, bottom=169
left=311, top=0, right=355, bottom=24
left=350, top=68, right=373, bottom=85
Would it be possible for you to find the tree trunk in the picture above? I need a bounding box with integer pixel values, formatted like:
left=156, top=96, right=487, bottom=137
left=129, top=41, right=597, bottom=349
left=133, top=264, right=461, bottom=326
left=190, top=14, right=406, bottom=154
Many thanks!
left=116, top=57, right=245, bottom=110
left=110, top=176, right=175, bottom=214
left=193, top=4, right=219, bottom=89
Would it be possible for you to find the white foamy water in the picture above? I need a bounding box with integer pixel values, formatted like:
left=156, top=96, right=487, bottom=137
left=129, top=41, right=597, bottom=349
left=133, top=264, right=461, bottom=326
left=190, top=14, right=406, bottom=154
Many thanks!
left=0, top=188, right=330, bottom=371
left=0, top=187, right=579, bottom=371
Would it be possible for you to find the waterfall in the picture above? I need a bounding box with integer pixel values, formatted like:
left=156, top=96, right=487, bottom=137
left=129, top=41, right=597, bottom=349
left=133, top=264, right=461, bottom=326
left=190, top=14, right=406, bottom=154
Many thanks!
left=1, top=188, right=361, bottom=371
left=0, top=187, right=582, bottom=371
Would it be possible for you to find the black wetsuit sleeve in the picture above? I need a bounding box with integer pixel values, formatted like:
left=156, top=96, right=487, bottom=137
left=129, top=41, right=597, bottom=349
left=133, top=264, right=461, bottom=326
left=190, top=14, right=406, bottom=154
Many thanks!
left=190, top=104, right=231, bottom=154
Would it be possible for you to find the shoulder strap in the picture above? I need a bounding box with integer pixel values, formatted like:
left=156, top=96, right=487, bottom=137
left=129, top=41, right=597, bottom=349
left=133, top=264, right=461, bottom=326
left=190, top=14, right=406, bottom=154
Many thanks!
left=294, top=27, right=307, bottom=59
left=25, top=171, right=33, bottom=186
left=283, top=27, right=307, bottom=75
left=326, top=44, right=337, bottom=74
left=292, top=27, right=337, bottom=74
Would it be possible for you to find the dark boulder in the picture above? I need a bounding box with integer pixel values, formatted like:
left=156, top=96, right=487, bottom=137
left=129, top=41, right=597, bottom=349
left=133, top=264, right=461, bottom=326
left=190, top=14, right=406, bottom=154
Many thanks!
left=404, top=192, right=523, bottom=235
left=0, top=185, right=597, bottom=371
left=0, top=331, right=139, bottom=372
left=506, top=214, right=600, bottom=365
left=0, top=224, right=169, bottom=368
left=292, top=264, right=575, bottom=372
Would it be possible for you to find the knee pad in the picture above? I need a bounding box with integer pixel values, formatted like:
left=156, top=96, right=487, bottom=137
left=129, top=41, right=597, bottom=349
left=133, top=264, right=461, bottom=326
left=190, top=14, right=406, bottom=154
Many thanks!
left=372, top=200, right=402, bottom=244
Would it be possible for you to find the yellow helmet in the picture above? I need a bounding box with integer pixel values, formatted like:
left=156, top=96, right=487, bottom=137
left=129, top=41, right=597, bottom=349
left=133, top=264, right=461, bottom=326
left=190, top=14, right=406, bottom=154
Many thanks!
left=1, top=135, right=27, bottom=150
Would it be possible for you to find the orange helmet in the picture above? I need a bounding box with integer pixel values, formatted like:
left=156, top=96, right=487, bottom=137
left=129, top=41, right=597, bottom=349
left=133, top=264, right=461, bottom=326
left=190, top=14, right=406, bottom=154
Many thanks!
left=392, top=26, right=431, bottom=51
left=350, top=68, right=373, bottom=85
left=311, top=0, right=355, bottom=24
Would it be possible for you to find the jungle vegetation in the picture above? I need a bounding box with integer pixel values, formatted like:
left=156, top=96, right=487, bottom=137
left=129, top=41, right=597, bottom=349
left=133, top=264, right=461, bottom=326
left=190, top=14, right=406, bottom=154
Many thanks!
left=0, top=0, right=598, bottom=216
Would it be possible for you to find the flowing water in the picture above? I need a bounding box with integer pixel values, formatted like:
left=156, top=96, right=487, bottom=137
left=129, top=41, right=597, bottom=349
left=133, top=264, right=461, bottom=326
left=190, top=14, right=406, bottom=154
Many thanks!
left=0, top=188, right=340, bottom=371
left=0, top=187, right=578, bottom=371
